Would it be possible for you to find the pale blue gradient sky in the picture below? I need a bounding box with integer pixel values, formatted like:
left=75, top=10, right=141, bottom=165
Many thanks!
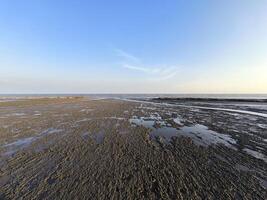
left=0, top=0, right=266, bottom=93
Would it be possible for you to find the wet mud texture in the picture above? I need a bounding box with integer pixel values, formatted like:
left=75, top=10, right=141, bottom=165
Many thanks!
left=0, top=97, right=266, bottom=199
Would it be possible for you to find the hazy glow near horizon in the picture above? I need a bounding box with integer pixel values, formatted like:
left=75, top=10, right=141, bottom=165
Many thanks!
left=0, top=0, right=266, bottom=93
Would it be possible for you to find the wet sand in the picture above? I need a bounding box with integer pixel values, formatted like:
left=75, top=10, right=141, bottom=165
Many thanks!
left=0, top=97, right=266, bottom=199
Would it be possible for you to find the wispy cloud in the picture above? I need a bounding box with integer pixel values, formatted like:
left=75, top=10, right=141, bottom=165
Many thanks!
left=115, top=49, right=141, bottom=63
left=122, top=64, right=179, bottom=81
left=152, top=70, right=178, bottom=80
left=122, top=64, right=156, bottom=73
left=115, top=49, right=179, bottom=80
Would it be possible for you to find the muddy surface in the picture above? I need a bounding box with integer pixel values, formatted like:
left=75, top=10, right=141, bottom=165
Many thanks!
left=0, top=97, right=266, bottom=199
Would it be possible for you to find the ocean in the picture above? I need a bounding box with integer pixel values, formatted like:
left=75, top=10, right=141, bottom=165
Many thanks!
left=1, top=93, right=267, bottom=100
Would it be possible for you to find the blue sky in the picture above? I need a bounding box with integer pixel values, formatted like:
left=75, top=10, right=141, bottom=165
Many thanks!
left=0, top=0, right=266, bottom=93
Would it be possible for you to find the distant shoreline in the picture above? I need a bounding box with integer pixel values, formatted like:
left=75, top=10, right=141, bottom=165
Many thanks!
left=1, top=94, right=267, bottom=101
left=151, top=97, right=267, bottom=103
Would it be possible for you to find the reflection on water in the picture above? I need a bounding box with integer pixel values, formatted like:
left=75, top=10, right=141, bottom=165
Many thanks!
left=1, top=128, right=64, bottom=156
left=4, top=137, right=35, bottom=148
left=173, top=117, right=183, bottom=126
left=82, top=132, right=90, bottom=140
left=129, top=116, right=237, bottom=148
left=91, top=131, right=105, bottom=144
left=128, top=113, right=267, bottom=163
left=129, top=117, right=155, bottom=129
left=243, top=148, right=267, bottom=163
left=150, top=127, right=178, bottom=143
left=179, top=124, right=236, bottom=148
left=3, top=137, right=35, bottom=156
left=40, top=128, right=63, bottom=136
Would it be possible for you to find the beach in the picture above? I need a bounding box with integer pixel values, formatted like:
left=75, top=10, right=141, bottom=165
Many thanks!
left=0, top=96, right=266, bottom=199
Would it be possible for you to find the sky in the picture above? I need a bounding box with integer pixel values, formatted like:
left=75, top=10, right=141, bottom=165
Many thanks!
left=0, top=0, right=267, bottom=94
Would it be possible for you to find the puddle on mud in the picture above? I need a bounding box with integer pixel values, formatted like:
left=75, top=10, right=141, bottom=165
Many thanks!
left=103, top=117, right=125, bottom=120
left=91, top=131, right=105, bottom=144
left=3, top=137, right=35, bottom=148
left=80, top=109, right=94, bottom=113
left=39, top=128, right=63, bottom=136
left=150, top=127, right=178, bottom=143
left=243, top=148, right=267, bottom=163
left=129, top=110, right=267, bottom=162
left=179, top=124, right=236, bottom=148
left=34, top=139, right=59, bottom=153
left=2, top=137, right=35, bottom=156
left=82, top=132, right=90, bottom=140
left=173, top=117, right=183, bottom=126
left=129, top=116, right=182, bottom=143
left=129, top=117, right=155, bottom=129
left=76, top=118, right=92, bottom=123
left=4, top=113, right=27, bottom=117
left=129, top=116, right=237, bottom=148
left=258, top=124, right=267, bottom=129
left=76, top=117, right=124, bottom=125
left=1, top=128, right=64, bottom=156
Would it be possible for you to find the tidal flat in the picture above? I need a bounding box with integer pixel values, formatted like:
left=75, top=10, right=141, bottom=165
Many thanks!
left=0, top=97, right=266, bottom=199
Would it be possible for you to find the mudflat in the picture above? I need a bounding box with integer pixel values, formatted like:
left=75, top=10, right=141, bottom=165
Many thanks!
left=0, top=97, right=266, bottom=199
